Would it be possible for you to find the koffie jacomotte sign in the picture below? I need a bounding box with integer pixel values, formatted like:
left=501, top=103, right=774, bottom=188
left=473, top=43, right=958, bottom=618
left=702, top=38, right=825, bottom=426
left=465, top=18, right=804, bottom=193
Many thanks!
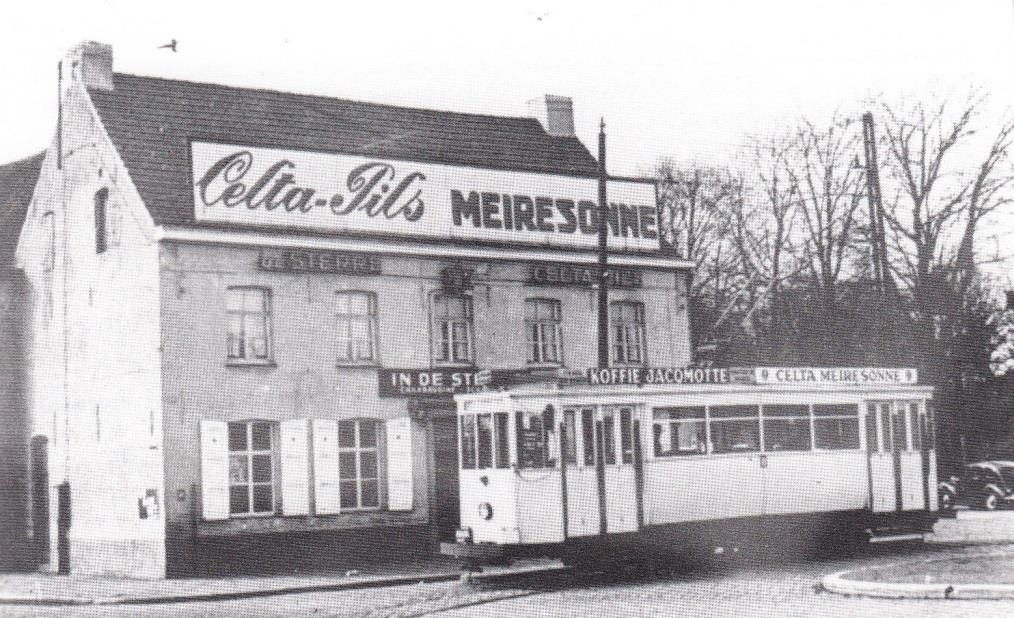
left=190, top=142, right=660, bottom=252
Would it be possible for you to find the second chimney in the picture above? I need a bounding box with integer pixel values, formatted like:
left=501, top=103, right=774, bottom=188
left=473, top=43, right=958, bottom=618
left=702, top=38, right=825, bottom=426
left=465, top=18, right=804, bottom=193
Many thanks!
left=531, top=94, right=575, bottom=138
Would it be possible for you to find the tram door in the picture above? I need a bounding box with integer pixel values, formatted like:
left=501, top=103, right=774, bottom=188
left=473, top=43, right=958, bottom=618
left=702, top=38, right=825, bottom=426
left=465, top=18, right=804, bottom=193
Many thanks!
left=866, top=401, right=901, bottom=512
left=562, top=406, right=641, bottom=537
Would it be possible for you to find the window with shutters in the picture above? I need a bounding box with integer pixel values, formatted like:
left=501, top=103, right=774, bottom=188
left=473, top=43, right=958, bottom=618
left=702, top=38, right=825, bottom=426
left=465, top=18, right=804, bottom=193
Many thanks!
left=336, top=291, right=378, bottom=364
left=525, top=298, right=563, bottom=365
left=610, top=301, right=646, bottom=365
left=432, top=293, right=473, bottom=365
left=228, top=421, right=277, bottom=516
left=226, top=287, right=273, bottom=364
left=338, top=419, right=381, bottom=510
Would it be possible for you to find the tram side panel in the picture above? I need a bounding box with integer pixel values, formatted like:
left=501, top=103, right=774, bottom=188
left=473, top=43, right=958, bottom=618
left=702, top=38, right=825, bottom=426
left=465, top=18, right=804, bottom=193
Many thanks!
left=762, top=451, right=868, bottom=516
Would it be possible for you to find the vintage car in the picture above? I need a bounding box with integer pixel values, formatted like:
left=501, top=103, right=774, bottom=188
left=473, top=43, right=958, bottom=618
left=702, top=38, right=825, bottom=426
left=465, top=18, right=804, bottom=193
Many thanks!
left=951, top=461, right=1014, bottom=511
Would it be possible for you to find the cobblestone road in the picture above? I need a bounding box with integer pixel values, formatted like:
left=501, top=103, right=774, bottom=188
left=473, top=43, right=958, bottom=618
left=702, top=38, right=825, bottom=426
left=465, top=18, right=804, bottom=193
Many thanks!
left=5, top=544, right=1014, bottom=617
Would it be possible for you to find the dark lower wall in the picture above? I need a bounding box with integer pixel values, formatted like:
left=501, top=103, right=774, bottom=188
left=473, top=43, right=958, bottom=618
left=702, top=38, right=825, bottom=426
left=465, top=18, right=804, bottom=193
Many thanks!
left=166, top=523, right=434, bottom=577
left=0, top=269, right=29, bottom=571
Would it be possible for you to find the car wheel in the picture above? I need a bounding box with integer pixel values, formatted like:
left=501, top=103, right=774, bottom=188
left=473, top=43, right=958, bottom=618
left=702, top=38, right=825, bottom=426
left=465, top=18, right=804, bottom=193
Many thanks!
left=984, top=491, right=1000, bottom=511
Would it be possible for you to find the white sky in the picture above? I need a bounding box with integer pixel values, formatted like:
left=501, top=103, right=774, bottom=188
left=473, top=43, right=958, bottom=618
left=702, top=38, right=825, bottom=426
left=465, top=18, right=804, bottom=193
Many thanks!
left=2, top=0, right=1014, bottom=282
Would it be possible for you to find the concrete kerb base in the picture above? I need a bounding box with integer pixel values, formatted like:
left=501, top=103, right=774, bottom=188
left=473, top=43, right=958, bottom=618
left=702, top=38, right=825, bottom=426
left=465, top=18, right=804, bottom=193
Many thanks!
left=822, top=550, right=1014, bottom=601
left=0, top=562, right=567, bottom=607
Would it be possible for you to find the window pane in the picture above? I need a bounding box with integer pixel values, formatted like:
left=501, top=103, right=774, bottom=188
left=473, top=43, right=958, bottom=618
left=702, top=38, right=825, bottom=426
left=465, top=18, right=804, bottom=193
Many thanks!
left=340, top=481, right=358, bottom=508
left=764, top=405, right=809, bottom=418
left=654, top=419, right=706, bottom=456
left=814, top=404, right=858, bottom=417
left=893, top=410, right=907, bottom=451
left=252, top=485, right=273, bottom=513
left=881, top=409, right=893, bottom=452
left=251, top=422, right=272, bottom=451
left=359, top=452, right=378, bottom=479
left=477, top=414, right=493, bottom=469
left=909, top=404, right=921, bottom=451
left=229, top=486, right=249, bottom=514
left=711, top=405, right=760, bottom=419
left=866, top=405, right=879, bottom=453
left=516, top=412, right=546, bottom=469
left=582, top=409, right=595, bottom=466
left=460, top=415, right=477, bottom=469
left=619, top=408, right=633, bottom=464
left=228, top=423, right=247, bottom=451
left=229, top=454, right=249, bottom=483
left=359, top=421, right=377, bottom=448
left=710, top=419, right=760, bottom=453
left=815, top=417, right=860, bottom=450
left=338, top=422, right=355, bottom=448
left=339, top=452, right=357, bottom=480
left=763, top=418, right=811, bottom=451
left=602, top=413, right=616, bottom=464
left=251, top=454, right=272, bottom=482
left=361, top=480, right=379, bottom=508
left=494, top=412, right=511, bottom=468
left=563, top=410, right=577, bottom=465
left=654, top=407, right=705, bottom=421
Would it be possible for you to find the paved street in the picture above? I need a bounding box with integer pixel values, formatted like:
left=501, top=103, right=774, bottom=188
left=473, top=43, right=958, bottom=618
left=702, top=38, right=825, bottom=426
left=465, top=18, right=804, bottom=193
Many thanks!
left=4, top=544, right=1014, bottom=617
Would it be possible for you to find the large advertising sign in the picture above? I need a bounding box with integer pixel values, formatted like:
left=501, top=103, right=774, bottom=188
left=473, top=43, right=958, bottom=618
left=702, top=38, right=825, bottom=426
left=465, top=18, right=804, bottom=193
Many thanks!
left=190, top=142, right=661, bottom=252
left=752, top=367, right=918, bottom=386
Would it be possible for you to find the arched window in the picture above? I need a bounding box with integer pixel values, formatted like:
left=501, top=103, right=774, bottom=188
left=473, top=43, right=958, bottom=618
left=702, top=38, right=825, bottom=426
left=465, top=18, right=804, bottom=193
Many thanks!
left=94, top=188, right=108, bottom=254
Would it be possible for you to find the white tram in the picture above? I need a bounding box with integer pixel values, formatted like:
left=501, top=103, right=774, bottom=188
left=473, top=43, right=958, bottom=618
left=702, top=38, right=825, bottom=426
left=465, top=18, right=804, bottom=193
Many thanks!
left=442, top=369, right=938, bottom=566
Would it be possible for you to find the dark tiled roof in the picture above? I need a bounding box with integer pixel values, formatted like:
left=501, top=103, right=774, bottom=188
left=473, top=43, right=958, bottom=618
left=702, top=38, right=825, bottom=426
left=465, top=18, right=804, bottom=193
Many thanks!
left=0, top=152, right=44, bottom=267
left=87, top=74, right=599, bottom=228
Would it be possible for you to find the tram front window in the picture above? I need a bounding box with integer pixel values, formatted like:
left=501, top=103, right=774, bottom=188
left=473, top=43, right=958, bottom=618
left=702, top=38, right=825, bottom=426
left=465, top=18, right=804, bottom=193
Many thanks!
left=494, top=412, right=511, bottom=468
left=461, top=415, right=477, bottom=469
left=710, top=405, right=760, bottom=454
left=516, top=409, right=548, bottom=469
left=653, top=407, right=706, bottom=456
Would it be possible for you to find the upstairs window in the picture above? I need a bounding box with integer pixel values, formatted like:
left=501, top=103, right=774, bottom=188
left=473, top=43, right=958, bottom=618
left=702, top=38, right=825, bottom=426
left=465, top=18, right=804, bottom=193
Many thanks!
left=433, top=294, right=473, bottom=364
left=336, top=291, right=378, bottom=364
left=226, top=287, right=273, bottom=363
left=610, top=301, right=646, bottom=365
left=94, top=188, right=108, bottom=254
left=525, top=298, right=563, bottom=365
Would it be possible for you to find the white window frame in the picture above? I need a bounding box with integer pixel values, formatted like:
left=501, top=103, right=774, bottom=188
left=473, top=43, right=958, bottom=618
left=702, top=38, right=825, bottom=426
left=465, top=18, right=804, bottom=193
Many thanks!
left=226, top=287, right=273, bottom=363
left=432, top=293, right=473, bottom=365
left=335, top=291, right=379, bottom=364
left=525, top=298, right=564, bottom=365
left=610, top=301, right=646, bottom=366
left=338, top=419, right=382, bottom=511
left=228, top=420, right=277, bottom=517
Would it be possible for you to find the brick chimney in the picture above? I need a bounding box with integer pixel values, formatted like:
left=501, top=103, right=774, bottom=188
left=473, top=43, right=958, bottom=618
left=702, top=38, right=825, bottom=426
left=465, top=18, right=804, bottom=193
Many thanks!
left=529, top=94, right=575, bottom=138
left=65, top=41, right=113, bottom=91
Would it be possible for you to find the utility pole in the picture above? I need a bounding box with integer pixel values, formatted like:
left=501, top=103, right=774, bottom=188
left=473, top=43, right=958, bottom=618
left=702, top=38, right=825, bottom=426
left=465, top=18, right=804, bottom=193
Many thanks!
left=861, top=112, right=893, bottom=294
left=597, top=119, right=610, bottom=369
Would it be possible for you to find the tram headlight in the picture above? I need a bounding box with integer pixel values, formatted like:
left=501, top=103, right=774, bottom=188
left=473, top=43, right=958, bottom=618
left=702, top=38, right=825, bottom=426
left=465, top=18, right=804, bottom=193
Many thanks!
left=478, top=502, right=494, bottom=521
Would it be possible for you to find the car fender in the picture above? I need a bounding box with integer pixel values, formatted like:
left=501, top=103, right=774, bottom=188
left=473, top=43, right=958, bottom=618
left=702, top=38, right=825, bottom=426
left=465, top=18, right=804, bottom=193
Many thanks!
left=983, top=483, right=1005, bottom=497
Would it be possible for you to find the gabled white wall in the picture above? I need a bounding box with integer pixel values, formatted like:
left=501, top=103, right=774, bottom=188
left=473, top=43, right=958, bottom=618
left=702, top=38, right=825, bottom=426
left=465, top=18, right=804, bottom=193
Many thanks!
left=15, top=68, right=166, bottom=578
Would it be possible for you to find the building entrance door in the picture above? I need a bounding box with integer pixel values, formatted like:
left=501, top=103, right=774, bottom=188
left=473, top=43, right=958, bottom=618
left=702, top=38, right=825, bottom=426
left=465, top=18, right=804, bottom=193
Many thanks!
left=431, top=414, right=460, bottom=542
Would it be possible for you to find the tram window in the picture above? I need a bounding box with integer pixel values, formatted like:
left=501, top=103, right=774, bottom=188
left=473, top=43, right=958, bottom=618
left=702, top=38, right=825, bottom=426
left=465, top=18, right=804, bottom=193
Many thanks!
left=892, top=406, right=907, bottom=451
left=477, top=413, right=493, bottom=469
left=543, top=407, right=557, bottom=467
left=602, top=410, right=617, bottom=464
left=865, top=404, right=880, bottom=452
left=494, top=412, right=511, bottom=468
left=653, top=407, right=706, bottom=457
left=619, top=408, right=634, bottom=464
left=909, top=403, right=922, bottom=451
left=762, top=405, right=811, bottom=452
left=581, top=409, right=595, bottom=466
left=563, top=410, right=578, bottom=465
left=709, top=405, right=760, bottom=454
left=880, top=406, right=893, bottom=452
left=926, top=401, right=936, bottom=447
left=460, top=415, right=477, bottom=469
left=813, top=404, right=860, bottom=450
left=517, top=411, right=547, bottom=469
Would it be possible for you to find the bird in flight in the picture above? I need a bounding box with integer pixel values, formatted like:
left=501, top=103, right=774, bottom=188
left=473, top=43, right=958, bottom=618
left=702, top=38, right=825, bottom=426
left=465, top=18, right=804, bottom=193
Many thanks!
left=157, top=39, right=178, bottom=52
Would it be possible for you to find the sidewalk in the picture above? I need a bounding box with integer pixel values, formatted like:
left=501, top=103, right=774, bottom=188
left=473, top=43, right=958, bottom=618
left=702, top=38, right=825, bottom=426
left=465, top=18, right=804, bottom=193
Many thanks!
left=0, top=557, right=564, bottom=606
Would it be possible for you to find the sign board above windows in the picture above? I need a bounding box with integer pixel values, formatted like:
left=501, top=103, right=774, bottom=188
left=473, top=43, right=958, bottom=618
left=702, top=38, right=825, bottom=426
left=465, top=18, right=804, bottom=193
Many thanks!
left=257, top=249, right=382, bottom=275
left=527, top=263, right=642, bottom=288
left=753, top=367, right=918, bottom=386
left=191, top=141, right=661, bottom=252
left=378, top=368, right=530, bottom=398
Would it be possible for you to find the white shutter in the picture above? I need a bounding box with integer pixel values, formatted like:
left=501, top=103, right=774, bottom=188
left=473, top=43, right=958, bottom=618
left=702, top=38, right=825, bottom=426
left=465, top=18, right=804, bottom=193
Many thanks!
left=312, top=419, right=340, bottom=515
left=199, top=420, right=229, bottom=521
left=386, top=417, right=414, bottom=511
left=280, top=419, right=310, bottom=516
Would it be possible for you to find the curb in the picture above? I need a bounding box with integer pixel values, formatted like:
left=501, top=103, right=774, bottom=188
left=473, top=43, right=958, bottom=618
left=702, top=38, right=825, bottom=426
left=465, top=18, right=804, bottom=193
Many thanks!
left=0, top=563, right=566, bottom=607
left=821, top=552, right=1014, bottom=600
